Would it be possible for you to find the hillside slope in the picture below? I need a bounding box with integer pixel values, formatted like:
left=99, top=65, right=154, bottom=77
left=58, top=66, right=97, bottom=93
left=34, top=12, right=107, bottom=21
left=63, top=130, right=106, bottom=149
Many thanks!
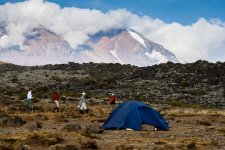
left=0, top=60, right=225, bottom=108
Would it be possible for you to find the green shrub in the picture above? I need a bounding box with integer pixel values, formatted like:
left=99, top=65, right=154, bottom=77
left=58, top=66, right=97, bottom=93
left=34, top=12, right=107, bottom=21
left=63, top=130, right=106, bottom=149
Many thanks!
left=63, top=91, right=79, bottom=97
left=180, top=80, right=189, bottom=87
left=11, top=76, right=18, bottom=83
left=4, top=89, right=15, bottom=96
left=17, top=88, right=27, bottom=100
left=51, top=76, right=62, bottom=82
left=188, top=89, right=206, bottom=95
left=167, top=99, right=202, bottom=108
left=97, top=79, right=117, bottom=89
left=167, top=99, right=184, bottom=107
left=34, top=86, right=48, bottom=98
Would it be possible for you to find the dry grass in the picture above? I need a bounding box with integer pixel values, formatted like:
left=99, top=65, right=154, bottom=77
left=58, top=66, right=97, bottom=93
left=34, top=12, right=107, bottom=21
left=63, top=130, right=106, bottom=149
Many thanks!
left=187, top=142, right=198, bottom=150
left=196, top=120, right=212, bottom=126
left=25, top=131, right=63, bottom=146
left=163, top=107, right=225, bottom=117
left=50, top=144, right=79, bottom=150
left=1, top=103, right=225, bottom=149
left=115, top=144, right=135, bottom=150
left=80, top=140, right=98, bottom=149
left=218, top=128, right=225, bottom=134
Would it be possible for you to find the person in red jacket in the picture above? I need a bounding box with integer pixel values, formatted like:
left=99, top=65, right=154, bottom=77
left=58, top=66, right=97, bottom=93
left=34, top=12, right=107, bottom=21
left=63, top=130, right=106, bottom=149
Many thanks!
left=109, top=93, right=116, bottom=105
left=52, top=91, right=60, bottom=112
left=109, top=93, right=116, bottom=111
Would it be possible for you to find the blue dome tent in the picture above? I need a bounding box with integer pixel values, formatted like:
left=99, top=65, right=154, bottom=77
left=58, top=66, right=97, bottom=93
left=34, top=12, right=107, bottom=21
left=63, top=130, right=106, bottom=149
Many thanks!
left=102, top=100, right=169, bottom=131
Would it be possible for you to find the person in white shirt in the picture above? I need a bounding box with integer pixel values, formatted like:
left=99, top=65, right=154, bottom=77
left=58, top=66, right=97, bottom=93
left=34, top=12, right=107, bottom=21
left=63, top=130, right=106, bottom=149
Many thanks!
left=78, top=92, right=88, bottom=114
left=27, top=88, right=33, bottom=111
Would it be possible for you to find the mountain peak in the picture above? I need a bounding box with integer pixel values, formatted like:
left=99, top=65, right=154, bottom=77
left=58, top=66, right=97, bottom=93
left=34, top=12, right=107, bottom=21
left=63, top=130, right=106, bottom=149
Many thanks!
left=80, top=28, right=180, bottom=66
left=0, top=27, right=180, bottom=66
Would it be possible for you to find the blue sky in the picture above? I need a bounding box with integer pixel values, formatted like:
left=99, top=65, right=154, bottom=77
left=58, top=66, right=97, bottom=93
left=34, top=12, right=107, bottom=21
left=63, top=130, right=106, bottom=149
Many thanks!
left=1, top=0, right=225, bottom=25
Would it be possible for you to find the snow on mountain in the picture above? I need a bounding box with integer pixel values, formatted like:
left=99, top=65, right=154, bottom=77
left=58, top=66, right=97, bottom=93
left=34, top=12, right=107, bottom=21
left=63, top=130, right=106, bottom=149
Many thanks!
left=110, top=50, right=124, bottom=64
left=145, top=51, right=168, bottom=63
left=127, top=29, right=146, bottom=48
left=0, top=27, right=181, bottom=66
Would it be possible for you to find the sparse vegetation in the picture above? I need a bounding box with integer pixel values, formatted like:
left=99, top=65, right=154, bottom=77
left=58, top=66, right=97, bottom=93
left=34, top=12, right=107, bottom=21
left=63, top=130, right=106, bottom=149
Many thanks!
left=187, top=142, right=198, bottom=150
left=1, top=62, right=225, bottom=149
left=196, top=120, right=212, bottom=126
left=218, top=128, right=225, bottom=134
left=167, top=99, right=203, bottom=108
left=62, top=123, right=81, bottom=132
left=81, top=140, right=98, bottom=149
left=26, top=131, right=63, bottom=146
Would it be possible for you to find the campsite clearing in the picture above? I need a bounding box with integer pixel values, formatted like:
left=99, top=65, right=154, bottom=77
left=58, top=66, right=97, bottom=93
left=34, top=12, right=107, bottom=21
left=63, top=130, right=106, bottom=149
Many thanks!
left=0, top=102, right=225, bottom=150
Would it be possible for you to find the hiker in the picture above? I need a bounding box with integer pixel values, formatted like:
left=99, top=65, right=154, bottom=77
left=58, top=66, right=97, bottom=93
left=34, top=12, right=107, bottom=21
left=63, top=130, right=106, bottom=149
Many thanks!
left=109, top=93, right=116, bottom=111
left=109, top=93, right=116, bottom=105
left=26, top=88, right=33, bottom=111
left=78, top=92, right=88, bottom=114
left=52, top=91, right=60, bottom=112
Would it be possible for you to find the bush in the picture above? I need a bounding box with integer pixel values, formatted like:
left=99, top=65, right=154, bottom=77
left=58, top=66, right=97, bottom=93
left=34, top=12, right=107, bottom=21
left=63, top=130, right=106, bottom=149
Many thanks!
left=115, top=145, right=135, bottom=150
left=81, top=140, right=98, bottom=149
left=196, top=120, right=211, bottom=126
left=167, top=99, right=202, bottom=108
left=62, top=124, right=81, bottom=132
left=188, top=89, right=206, bottom=95
left=26, top=131, right=63, bottom=146
left=167, top=99, right=184, bottom=107
left=97, top=79, right=117, bottom=89
left=11, top=76, right=18, bottom=83
left=17, top=88, right=27, bottom=100
left=218, top=128, right=225, bottom=134
left=187, top=142, right=198, bottom=150
left=50, top=144, right=79, bottom=150
left=64, top=91, right=79, bottom=98
left=51, top=76, right=62, bottom=82
left=180, top=80, right=190, bottom=87
left=34, top=86, right=48, bottom=98
left=4, top=89, right=15, bottom=96
left=0, top=116, right=26, bottom=127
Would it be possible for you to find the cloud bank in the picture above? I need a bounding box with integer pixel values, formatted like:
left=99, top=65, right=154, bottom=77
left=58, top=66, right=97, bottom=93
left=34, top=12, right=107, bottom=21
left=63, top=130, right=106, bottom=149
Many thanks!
left=0, top=0, right=225, bottom=62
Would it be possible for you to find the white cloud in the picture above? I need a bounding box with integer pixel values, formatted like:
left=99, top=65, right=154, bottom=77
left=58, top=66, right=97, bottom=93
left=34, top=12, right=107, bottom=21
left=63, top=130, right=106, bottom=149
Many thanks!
left=0, top=0, right=225, bottom=62
left=127, top=17, right=225, bottom=62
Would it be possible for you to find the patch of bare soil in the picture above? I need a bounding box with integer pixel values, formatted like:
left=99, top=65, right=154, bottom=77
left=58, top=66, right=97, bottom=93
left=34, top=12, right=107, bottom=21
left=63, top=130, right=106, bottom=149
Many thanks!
left=1, top=101, right=225, bottom=150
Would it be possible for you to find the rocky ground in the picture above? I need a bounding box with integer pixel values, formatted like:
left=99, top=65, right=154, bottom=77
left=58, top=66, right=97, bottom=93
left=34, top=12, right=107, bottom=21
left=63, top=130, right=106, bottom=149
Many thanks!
left=0, top=100, right=225, bottom=150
